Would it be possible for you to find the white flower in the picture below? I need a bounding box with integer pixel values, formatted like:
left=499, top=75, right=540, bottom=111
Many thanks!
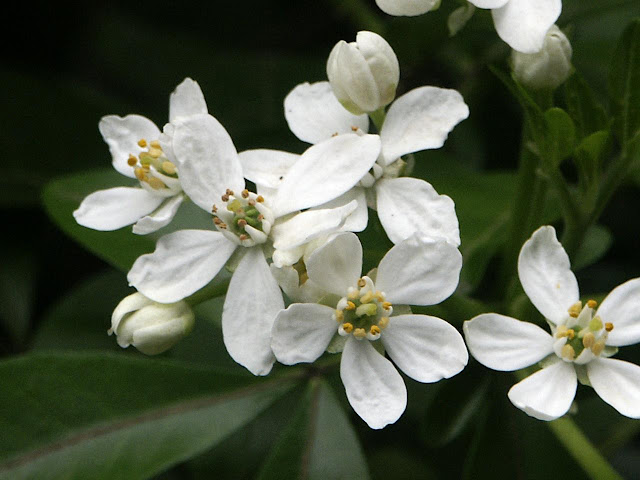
left=464, top=226, right=640, bottom=420
left=73, top=78, right=208, bottom=234
left=240, top=81, right=467, bottom=249
left=511, top=25, right=572, bottom=90
left=326, top=31, right=400, bottom=115
left=109, top=292, right=195, bottom=355
left=376, top=0, right=562, bottom=54
left=271, top=232, right=468, bottom=429
left=127, top=113, right=360, bottom=375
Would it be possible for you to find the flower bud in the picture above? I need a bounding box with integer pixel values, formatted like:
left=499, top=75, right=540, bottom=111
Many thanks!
left=511, top=25, right=573, bottom=90
left=326, top=31, right=400, bottom=115
left=109, top=293, right=195, bottom=355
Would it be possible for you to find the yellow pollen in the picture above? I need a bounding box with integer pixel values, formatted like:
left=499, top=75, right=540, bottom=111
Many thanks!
left=162, top=161, right=176, bottom=175
left=335, top=310, right=344, bottom=322
left=568, top=301, right=582, bottom=318
left=221, top=194, right=229, bottom=202
left=257, top=214, right=264, bottom=221
left=374, top=291, right=385, bottom=302
left=134, top=167, right=146, bottom=181
left=345, top=301, right=356, bottom=311
left=239, top=234, right=248, bottom=241
left=127, top=154, right=138, bottom=166
left=241, top=189, right=249, bottom=198
left=357, top=278, right=366, bottom=288
left=139, top=152, right=153, bottom=165
left=378, top=317, right=389, bottom=329
left=591, top=341, right=605, bottom=356
left=353, top=328, right=366, bottom=339
left=351, top=126, right=358, bottom=131
left=256, top=195, right=264, bottom=203
left=360, top=291, right=374, bottom=304
left=226, top=189, right=234, bottom=196
left=605, top=322, right=614, bottom=332
left=150, top=140, right=161, bottom=149
left=213, top=217, right=222, bottom=225
left=382, top=301, right=392, bottom=310
left=342, top=322, right=353, bottom=333
left=137, top=139, right=147, bottom=148
left=556, top=325, right=574, bottom=339
left=142, top=164, right=151, bottom=171
left=587, top=299, right=597, bottom=308
left=212, top=205, right=218, bottom=213
left=148, top=148, right=162, bottom=158
left=561, top=344, right=576, bottom=361
left=148, top=177, right=166, bottom=190
left=370, top=325, right=381, bottom=335
left=582, top=332, right=595, bottom=349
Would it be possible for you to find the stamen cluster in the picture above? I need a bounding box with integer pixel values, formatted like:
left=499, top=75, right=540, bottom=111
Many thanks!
left=555, top=300, right=614, bottom=362
left=128, top=138, right=181, bottom=196
left=212, top=188, right=274, bottom=247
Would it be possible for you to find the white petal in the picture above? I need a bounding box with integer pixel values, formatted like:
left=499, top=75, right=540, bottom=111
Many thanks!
left=376, top=235, right=462, bottom=306
left=467, top=0, right=509, bottom=8
left=271, top=303, right=337, bottom=364
left=132, top=194, right=185, bottom=235
left=492, top=0, right=562, bottom=54
left=313, top=187, right=369, bottom=233
left=238, top=149, right=299, bottom=189
left=375, top=177, right=460, bottom=246
left=306, top=232, right=363, bottom=297
left=127, top=230, right=237, bottom=303
left=507, top=361, right=577, bottom=421
left=375, top=0, right=439, bottom=16
left=172, top=113, right=244, bottom=212
left=382, top=314, right=467, bottom=382
left=110, top=292, right=154, bottom=334
left=73, top=187, right=163, bottom=231
left=340, top=337, right=407, bottom=429
left=596, top=278, right=640, bottom=347
left=271, top=201, right=358, bottom=251
left=518, top=226, right=578, bottom=324
left=222, top=247, right=283, bottom=376
left=587, top=358, right=640, bottom=418
left=270, top=264, right=328, bottom=303
left=98, top=115, right=161, bottom=177
left=463, top=313, right=554, bottom=371
left=272, top=133, right=381, bottom=217
left=379, top=87, right=469, bottom=165
left=169, top=78, right=207, bottom=122
left=284, top=81, right=369, bottom=144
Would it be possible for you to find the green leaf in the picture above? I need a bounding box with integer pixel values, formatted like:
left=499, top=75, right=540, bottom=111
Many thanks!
left=564, top=72, right=608, bottom=139
left=609, top=18, right=640, bottom=149
left=0, top=352, right=298, bottom=480
left=0, top=248, right=36, bottom=346
left=543, top=108, right=577, bottom=166
left=573, top=224, right=614, bottom=271
left=258, top=379, right=370, bottom=480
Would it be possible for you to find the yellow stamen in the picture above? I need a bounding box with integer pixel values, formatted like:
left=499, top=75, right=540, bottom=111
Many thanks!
left=148, top=177, right=166, bottom=190
left=345, top=301, right=356, bottom=311
left=256, top=195, right=264, bottom=203
left=382, top=301, right=392, bottom=310
left=127, top=154, right=138, bottom=166
left=561, top=344, right=576, bottom=361
left=335, top=310, right=344, bottom=322
left=226, top=189, right=235, bottom=196
left=360, top=291, right=374, bottom=304
left=149, top=148, right=162, bottom=158
left=357, top=278, right=366, bottom=288
left=378, top=317, right=389, bottom=329
left=605, top=322, right=614, bottom=332
left=134, top=167, right=146, bottom=181
left=342, top=322, right=353, bottom=333
left=353, top=328, right=366, bottom=339
left=162, top=161, right=176, bottom=175
left=587, top=299, right=597, bottom=309
left=556, top=325, right=575, bottom=340
left=212, top=205, right=218, bottom=213
left=239, top=234, right=248, bottom=241
left=582, top=332, right=595, bottom=349
left=374, top=291, right=385, bottom=302
left=150, top=140, right=161, bottom=149
left=591, top=341, right=605, bottom=356
left=137, top=139, right=147, bottom=148
left=568, top=301, right=582, bottom=318
left=241, top=189, right=249, bottom=198
left=370, top=325, right=381, bottom=336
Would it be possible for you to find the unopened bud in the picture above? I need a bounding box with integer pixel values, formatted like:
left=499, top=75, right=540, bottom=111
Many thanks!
left=326, top=31, right=400, bottom=115
left=109, top=293, right=195, bottom=355
left=511, top=25, right=572, bottom=90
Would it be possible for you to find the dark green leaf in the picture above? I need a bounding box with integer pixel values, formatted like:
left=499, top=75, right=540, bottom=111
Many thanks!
left=574, top=130, right=611, bottom=186
left=0, top=248, right=36, bottom=346
left=0, top=352, right=298, bottom=480
left=544, top=107, right=577, bottom=166
left=564, top=72, right=608, bottom=139
left=573, top=224, right=614, bottom=271
left=609, top=18, right=640, bottom=149
left=258, top=379, right=370, bottom=480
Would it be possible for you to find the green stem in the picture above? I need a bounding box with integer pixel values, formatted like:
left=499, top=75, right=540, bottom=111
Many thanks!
left=369, top=107, right=386, bottom=132
left=547, top=418, right=623, bottom=480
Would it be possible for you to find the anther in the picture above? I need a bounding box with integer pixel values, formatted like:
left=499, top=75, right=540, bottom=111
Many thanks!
left=134, top=168, right=146, bottom=181
left=382, top=301, right=392, bottom=310
left=561, top=344, right=576, bottom=361
left=212, top=205, right=218, bottom=213
left=149, top=148, right=162, bottom=158
left=351, top=126, right=358, bottom=131
left=374, top=291, right=385, bottom=302
left=353, top=328, right=366, bottom=339
left=213, top=217, right=222, bottom=225
left=137, top=139, right=147, bottom=148
left=257, top=214, right=264, bottom=221
left=226, top=189, right=234, bottom=196
left=237, top=219, right=247, bottom=229
left=568, top=301, right=582, bottom=318
left=591, top=341, right=605, bottom=356
left=150, top=140, right=161, bottom=149
left=605, top=322, right=614, bottom=332
left=582, top=332, right=595, bottom=349
left=335, top=310, right=344, bottom=322
left=127, top=154, right=138, bottom=166
left=239, top=234, right=248, bottom=241
left=360, top=291, right=374, bottom=304
left=347, top=289, right=359, bottom=300
left=345, top=301, right=356, bottom=311
left=256, top=195, right=264, bottom=203
left=357, top=278, right=366, bottom=288
left=378, top=317, right=389, bottom=329
left=587, top=299, right=598, bottom=309
left=221, top=194, right=229, bottom=202
left=342, top=322, right=353, bottom=333
left=241, top=189, right=249, bottom=198
left=148, top=177, right=166, bottom=190
left=162, top=161, right=176, bottom=175
left=248, top=199, right=256, bottom=206
left=370, top=325, right=381, bottom=336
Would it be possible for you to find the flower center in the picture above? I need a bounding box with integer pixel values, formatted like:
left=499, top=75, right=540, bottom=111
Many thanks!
left=554, top=300, right=614, bottom=362
left=129, top=138, right=182, bottom=197
left=212, top=188, right=274, bottom=247
left=333, top=276, right=393, bottom=341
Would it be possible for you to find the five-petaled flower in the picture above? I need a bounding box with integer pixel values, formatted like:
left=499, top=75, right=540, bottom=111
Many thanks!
left=464, top=226, right=640, bottom=420
left=271, top=232, right=468, bottom=429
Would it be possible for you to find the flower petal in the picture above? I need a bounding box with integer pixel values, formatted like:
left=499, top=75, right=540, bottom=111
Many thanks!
left=463, top=313, right=554, bottom=371
left=306, top=232, right=363, bottom=297
left=127, top=229, right=237, bottom=303
left=340, top=337, right=407, bottom=429
left=132, top=193, right=185, bottom=235
left=73, top=187, right=163, bottom=231
left=507, top=361, right=577, bottom=420
left=284, top=81, right=369, bottom=144
left=375, top=177, right=460, bottom=245
left=596, top=278, right=640, bottom=347
left=492, top=0, right=562, bottom=54
left=222, top=247, right=283, bottom=376
left=270, top=264, right=328, bottom=303
left=313, top=187, right=369, bottom=233
left=467, top=0, right=509, bottom=8
left=271, top=303, right=337, bottom=364
left=272, top=133, right=381, bottom=217
left=168, top=78, right=208, bottom=122
left=99, top=115, right=161, bottom=178
left=172, top=113, right=244, bottom=212
left=375, top=0, right=439, bottom=16
left=271, top=200, right=358, bottom=251
left=379, top=86, right=469, bottom=165
left=238, top=149, right=299, bottom=189
left=587, top=358, right=640, bottom=418
left=382, top=314, right=467, bottom=382
left=376, top=235, right=462, bottom=306
left=518, top=226, right=579, bottom=324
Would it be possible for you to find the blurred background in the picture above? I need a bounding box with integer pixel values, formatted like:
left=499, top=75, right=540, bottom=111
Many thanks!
left=2, top=1, right=640, bottom=478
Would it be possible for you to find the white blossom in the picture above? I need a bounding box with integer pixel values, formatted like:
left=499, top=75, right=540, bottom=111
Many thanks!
left=464, top=226, right=640, bottom=420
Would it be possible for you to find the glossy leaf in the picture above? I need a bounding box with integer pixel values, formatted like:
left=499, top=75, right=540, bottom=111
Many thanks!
left=543, top=108, right=577, bottom=167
